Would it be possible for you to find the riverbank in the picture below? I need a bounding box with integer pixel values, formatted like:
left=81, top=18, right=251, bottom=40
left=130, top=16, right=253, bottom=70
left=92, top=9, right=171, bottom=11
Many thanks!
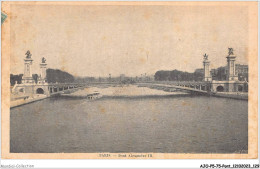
left=10, top=94, right=48, bottom=108
left=210, top=92, right=248, bottom=100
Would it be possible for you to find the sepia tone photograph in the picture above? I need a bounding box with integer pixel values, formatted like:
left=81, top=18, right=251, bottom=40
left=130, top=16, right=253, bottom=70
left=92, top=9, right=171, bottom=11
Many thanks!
left=1, top=1, right=258, bottom=159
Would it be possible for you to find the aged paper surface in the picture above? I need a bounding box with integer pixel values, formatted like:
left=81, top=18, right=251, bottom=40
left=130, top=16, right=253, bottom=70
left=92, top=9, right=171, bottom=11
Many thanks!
left=1, top=1, right=258, bottom=159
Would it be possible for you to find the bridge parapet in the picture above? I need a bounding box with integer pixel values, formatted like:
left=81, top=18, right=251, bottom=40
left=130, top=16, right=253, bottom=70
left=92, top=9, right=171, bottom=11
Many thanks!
left=136, top=81, right=210, bottom=95
left=139, top=81, right=209, bottom=86
left=138, top=80, right=248, bottom=93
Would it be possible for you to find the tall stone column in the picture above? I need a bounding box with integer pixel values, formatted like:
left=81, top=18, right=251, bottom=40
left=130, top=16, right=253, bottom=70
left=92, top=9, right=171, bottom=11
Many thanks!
left=226, top=48, right=238, bottom=81
left=38, top=57, right=47, bottom=84
left=203, top=53, right=212, bottom=81
left=22, top=50, right=34, bottom=84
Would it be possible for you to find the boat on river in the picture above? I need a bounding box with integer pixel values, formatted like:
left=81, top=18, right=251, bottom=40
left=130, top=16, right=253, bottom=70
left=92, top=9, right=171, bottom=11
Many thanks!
left=86, top=91, right=102, bottom=100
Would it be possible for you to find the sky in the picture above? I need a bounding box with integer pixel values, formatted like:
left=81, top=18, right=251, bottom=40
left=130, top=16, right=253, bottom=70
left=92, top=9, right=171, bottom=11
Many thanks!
left=10, top=4, right=248, bottom=77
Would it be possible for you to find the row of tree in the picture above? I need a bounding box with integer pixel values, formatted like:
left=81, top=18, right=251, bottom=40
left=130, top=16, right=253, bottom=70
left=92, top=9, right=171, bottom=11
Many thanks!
left=154, top=69, right=204, bottom=81
left=10, top=74, right=23, bottom=86
left=11, top=67, right=247, bottom=85
left=211, top=66, right=227, bottom=81
left=10, top=74, right=39, bottom=86
left=46, top=69, right=74, bottom=83
left=10, top=69, right=75, bottom=86
left=154, top=67, right=248, bottom=82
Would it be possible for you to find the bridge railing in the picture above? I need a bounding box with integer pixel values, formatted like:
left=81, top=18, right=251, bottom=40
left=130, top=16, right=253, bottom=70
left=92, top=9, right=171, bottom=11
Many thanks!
left=47, top=82, right=120, bottom=86
left=137, top=81, right=210, bottom=85
left=137, top=81, right=213, bottom=92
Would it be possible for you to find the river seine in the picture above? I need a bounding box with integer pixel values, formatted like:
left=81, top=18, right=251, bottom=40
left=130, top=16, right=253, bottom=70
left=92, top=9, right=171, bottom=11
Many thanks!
left=10, top=86, right=248, bottom=153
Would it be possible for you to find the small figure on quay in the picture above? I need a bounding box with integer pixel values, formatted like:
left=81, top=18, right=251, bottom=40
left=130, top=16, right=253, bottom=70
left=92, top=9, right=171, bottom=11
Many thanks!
left=25, top=50, right=32, bottom=59
left=203, top=53, right=208, bottom=60
left=42, top=57, right=46, bottom=63
left=228, top=48, right=234, bottom=55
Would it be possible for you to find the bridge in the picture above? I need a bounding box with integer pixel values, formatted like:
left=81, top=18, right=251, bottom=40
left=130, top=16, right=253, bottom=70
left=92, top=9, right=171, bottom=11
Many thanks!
left=11, top=82, right=120, bottom=96
left=12, top=48, right=248, bottom=99
left=137, top=80, right=248, bottom=94
left=12, top=80, right=248, bottom=98
left=10, top=80, right=248, bottom=109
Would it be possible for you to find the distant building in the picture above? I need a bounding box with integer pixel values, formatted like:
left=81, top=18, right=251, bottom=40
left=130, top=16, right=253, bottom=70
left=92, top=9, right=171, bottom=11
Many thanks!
left=235, top=64, right=248, bottom=74
left=210, top=64, right=248, bottom=81
left=120, top=74, right=125, bottom=82
left=236, top=64, right=248, bottom=81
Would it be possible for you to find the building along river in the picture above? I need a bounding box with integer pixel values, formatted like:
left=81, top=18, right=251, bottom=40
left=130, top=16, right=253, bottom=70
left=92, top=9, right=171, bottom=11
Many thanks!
left=10, top=85, right=248, bottom=153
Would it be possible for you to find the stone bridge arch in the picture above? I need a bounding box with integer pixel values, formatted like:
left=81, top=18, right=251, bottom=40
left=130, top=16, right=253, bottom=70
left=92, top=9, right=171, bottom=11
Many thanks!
left=36, top=87, right=45, bottom=94
left=211, top=82, right=226, bottom=92
left=216, top=85, right=225, bottom=92
left=19, top=88, right=24, bottom=93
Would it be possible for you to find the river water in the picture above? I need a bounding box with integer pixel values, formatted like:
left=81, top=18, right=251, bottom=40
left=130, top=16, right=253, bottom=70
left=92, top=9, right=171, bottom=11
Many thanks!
left=10, top=86, right=248, bottom=153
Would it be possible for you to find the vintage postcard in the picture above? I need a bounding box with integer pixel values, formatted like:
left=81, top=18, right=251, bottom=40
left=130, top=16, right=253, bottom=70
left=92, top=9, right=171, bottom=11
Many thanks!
left=1, top=1, right=258, bottom=159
